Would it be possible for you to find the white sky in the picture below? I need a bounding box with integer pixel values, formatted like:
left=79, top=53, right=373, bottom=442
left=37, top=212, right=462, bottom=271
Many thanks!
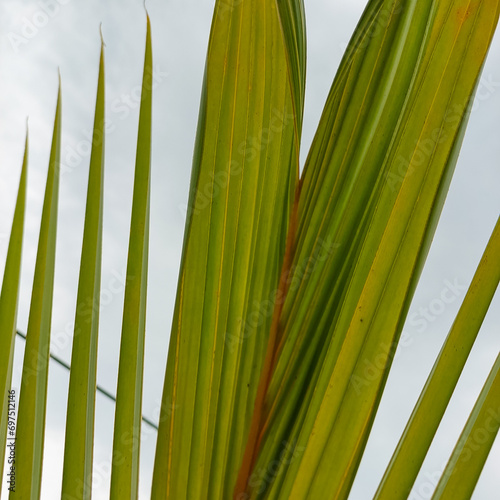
left=0, top=1, right=499, bottom=499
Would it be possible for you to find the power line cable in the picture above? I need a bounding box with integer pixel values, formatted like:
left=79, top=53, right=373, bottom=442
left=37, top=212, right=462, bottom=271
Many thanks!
left=15, top=330, right=158, bottom=430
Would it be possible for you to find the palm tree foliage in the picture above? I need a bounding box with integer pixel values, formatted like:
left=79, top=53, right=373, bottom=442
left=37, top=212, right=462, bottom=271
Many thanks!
left=0, top=1, right=499, bottom=499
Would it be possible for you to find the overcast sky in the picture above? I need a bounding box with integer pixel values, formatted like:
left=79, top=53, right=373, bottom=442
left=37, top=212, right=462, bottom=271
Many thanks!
left=0, top=1, right=499, bottom=499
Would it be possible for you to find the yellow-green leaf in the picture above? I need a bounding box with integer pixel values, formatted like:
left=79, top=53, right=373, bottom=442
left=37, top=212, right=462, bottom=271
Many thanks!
left=240, top=1, right=500, bottom=498
left=152, top=0, right=305, bottom=498
left=110, top=16, right=152, bottom=500
left=61, top=42, right=105, bottom=500
left=0, top=133, right=28, bottom=497
left=432, top=352, right=500, bottom=500
left=375, top=216, right=500, bottom=499
left=12, top=85, right=61, bottom=500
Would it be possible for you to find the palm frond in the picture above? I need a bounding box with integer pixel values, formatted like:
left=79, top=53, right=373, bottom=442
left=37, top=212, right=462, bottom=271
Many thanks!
left=13, top=85, right=61, bottom=500
left=61, top=42, right=106, bottom=500
left=0, top=134, right=28, bottom=497
left=110, top=16, right=153, bottom=499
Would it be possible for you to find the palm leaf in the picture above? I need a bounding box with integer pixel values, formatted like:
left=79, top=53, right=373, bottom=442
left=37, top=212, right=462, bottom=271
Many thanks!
left=0, top=2, right=497, bottom=499
left=236, top=0, right=500, bottom=498
left=0, top=133, right=28, bottom=497
left=61, top=42, right=105, bottom=500
left=375, top=215, right=500, bottom=498
left=432, top=351, right=500, bottom=500
left=110, top=15, right=153, bottom=499
left=12, top=85, right=61, bottom=500
left=152, top=0, right=305, bottom=497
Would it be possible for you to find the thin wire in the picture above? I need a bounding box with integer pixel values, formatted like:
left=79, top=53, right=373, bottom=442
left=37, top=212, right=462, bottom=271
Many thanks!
left=15, top=330, right=158, bottom=431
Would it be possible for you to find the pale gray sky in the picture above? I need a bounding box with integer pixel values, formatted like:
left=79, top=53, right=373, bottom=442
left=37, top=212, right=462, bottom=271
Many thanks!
left=0, top=1, right=499, bottom=499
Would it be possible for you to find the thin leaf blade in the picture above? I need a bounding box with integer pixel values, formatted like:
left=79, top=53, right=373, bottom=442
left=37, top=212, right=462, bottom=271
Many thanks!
left=432, top=352, right=500, bottom=500
left=12, top=86, right=61, bottom=500
left=110, top=16, right=152, bottom=499
left=61, top=43, right=105, bottom=500
left=239, top=1, right=500, bottom=498
left=0, top=134, right=28, bottom=497
left=152, top=0, right=305, bottom=497
left=375, top=216, right=500, bottom=499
